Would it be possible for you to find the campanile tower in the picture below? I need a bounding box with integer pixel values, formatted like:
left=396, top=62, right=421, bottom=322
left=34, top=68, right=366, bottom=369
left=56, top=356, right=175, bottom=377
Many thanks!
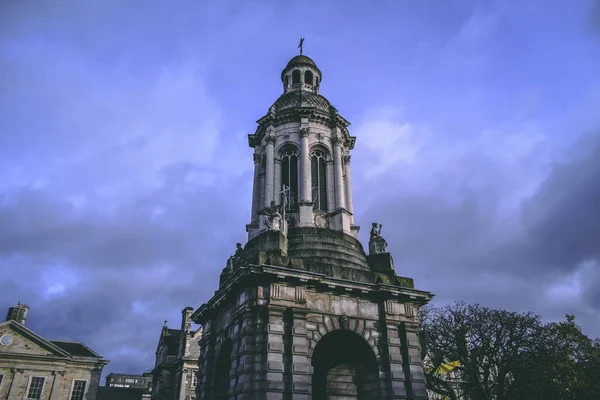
left=193, top=48, right=432, bottom=400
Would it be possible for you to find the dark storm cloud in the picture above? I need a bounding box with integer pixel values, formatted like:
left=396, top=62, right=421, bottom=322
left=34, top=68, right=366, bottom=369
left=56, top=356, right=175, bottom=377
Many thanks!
left=0, top=163, right=252, bottom=374
left=359, top=130, right=600, bottom=336
left=522, top=133, right=600, bottom=271
left=592, top=0, right=600, bottom=35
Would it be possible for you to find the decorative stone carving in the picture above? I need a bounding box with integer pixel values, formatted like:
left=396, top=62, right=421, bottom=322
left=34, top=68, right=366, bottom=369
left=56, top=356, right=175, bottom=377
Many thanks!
left=260, top=201, right=282, bottom=231
left=285, top=213, right=296, bottom=228
left=314, top=212, right=329, bottom=229
left=226, top=243, right=244, bottom=270
left=339, top=315, right=349, bottom=330
left=369, top=222, right=388, bottom=254
left=299, top=127, right=310, bottom=137
left=253, top=153, right=261, bottom=163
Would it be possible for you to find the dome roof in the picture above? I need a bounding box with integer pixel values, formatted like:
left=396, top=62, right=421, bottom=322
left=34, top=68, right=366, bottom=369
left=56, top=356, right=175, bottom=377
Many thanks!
left=281, top=55, right=322, bottom=81
left=272, top=90, right=331, bottom=113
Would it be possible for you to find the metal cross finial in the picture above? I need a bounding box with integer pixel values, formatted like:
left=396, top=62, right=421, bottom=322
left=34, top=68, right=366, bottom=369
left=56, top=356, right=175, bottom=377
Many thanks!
left=298, top=38, right=305, bottom=55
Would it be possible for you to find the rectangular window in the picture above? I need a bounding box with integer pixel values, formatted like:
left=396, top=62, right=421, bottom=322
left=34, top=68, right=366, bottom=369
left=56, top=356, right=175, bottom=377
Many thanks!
left=27, top=377, right=45, bottom=399
left=192, top=373, right=198, bottom=387
left=70, top=380, right=87, bottom=400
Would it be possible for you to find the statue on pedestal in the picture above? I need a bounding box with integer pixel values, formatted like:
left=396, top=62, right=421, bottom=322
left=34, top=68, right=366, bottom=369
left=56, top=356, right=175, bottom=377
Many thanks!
left=260, top=201, right=282, bottom=231
left=369, top=222, right=388, bottom=254
left=226, top=243, right=244, bottom=271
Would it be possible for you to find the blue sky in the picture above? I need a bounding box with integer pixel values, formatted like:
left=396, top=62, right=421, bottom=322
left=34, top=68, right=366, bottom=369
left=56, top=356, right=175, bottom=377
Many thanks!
left=2, top=0, right=600, bottom=379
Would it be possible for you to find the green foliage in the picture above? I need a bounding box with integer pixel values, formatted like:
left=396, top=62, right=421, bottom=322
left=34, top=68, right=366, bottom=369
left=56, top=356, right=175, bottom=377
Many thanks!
left=420, top=303, right=600, bottom=400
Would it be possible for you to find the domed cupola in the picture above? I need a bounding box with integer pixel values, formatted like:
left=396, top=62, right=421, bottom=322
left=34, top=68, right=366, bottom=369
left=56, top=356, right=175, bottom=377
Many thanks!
left=281, top=55, right=322, bottom=94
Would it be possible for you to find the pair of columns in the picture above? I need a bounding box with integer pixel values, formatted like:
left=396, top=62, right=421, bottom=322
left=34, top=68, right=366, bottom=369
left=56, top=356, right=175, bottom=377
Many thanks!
left=250, top=128, right=353, bottom=223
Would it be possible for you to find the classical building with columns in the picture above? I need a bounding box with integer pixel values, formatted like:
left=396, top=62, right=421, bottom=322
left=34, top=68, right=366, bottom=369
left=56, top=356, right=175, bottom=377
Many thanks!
left=0, top=302, right=108, bottom=400
left=192, top=51, right=433, bottom=400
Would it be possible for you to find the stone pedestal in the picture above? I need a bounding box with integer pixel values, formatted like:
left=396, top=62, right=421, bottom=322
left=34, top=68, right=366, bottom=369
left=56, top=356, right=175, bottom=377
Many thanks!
left=257, top=230, right=288, bottom=255
left=367, top=252, right=394, bottom=273
left=296, top=202, right=314, bottom=228
left=328, top=208, right=352, bottom=234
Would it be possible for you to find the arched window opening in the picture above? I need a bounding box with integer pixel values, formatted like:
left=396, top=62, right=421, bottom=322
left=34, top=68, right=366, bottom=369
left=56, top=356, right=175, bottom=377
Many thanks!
left=312, top=330, right=380, bottom=400
left=284, top=75, right=289, bottom=87
left=213, top=339, right=233, bottom=400
left=281, top=149, right=298, bottom=211
left=305, top=70, right=314, bottom=85
left=311, top=150, right=327, bottom=211
left=292, top=70, right=301, bottom=85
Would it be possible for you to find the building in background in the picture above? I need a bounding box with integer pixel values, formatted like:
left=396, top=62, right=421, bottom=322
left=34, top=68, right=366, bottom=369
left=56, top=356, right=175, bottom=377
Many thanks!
left=0, top=302, right=108, bottom=400
left=105, top=372, right=153, bottom=391
left=151, top=307, right=201, bottom=400
left=97, top=372, right=153, bottom=400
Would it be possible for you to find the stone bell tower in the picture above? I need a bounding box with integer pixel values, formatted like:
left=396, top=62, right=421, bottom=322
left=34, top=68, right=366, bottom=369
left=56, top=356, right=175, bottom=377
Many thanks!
left=192, top=47, right=433, bottom=400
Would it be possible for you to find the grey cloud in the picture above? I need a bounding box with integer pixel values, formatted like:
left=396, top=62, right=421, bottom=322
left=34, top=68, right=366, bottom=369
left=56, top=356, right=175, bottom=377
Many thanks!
left=0, top=162, right=252, bottom=376
left=358, top=130, right=600, bottom=338
left=521, top=134, right=600, bottom=271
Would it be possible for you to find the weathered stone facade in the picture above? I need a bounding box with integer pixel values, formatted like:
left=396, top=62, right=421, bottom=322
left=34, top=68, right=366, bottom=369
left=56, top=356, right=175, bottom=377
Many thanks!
left=0, top=303, right=108, bottom=400
left=151, top=307, right=201, bottom=400
left=193, top=51, right=432, bottom=399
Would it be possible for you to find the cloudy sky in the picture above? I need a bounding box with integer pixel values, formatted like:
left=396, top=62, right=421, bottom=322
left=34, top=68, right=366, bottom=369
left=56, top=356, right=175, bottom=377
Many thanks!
left=2, top=0, right=600, bottom=379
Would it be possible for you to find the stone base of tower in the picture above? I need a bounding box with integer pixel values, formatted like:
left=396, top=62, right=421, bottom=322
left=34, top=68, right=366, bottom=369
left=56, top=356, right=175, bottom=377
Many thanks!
left=192, top=264, right=432, bottom=400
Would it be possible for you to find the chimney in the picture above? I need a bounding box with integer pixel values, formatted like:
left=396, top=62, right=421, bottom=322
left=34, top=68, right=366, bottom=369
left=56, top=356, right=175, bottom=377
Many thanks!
left=6, top=302, right=29, bottom=325
left=181, top=306, right=194, bottom=334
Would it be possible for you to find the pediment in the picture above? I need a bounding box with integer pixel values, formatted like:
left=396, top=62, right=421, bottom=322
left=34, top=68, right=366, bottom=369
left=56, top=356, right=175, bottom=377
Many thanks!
left=0, top=321, right=70, bottom=359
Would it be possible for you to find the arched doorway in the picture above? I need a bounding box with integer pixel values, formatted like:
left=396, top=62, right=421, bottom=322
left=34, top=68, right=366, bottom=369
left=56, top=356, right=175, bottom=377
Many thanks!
left=213, top=339, right=233, bottom=400
left=312, top=330, right=381, bottom=400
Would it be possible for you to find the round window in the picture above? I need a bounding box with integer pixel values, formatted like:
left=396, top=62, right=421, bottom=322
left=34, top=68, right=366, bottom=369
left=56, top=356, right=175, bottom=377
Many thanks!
left=0, top=334, right=13, bottom=346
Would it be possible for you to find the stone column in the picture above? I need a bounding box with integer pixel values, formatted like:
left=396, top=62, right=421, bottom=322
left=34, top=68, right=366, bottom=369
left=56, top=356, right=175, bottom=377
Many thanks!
left=6, top=368, right=24, bottom=399
left=264, top=305, right=286, bottom=399
left=288, top=308, right=311, bottom=399
left=297, top=127, right=314, bottom=227
left=197, top=322, right=215, bottom=400
left=326, top=160, right=335, bottom=212
left=387, top=325, right=409, bottom=400
left=299, top=128, right=311, bottom=202
left=48, top=371, right=64, bottom=400
left=234, top=309, right=257, bottom=399
left=274, top=158, right=282, bottom=204
left=343, top=155, right=354, bottom=222
left=400, top=322, right=428, bottom=399
left=265, top=133, right=276, bottom=207
left=332, top=136, right=346, bottom=210
left=251, top=153, right=261, bottom=223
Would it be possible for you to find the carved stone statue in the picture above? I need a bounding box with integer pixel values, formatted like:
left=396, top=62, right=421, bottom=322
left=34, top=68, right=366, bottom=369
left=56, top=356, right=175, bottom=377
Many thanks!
left=226, top=243, right=244, bottom=271
left=369, top=222, right=388, bottom=254
left=260, top=201, right=282, bottom=231
left=234, top=243, right=243, bottom=259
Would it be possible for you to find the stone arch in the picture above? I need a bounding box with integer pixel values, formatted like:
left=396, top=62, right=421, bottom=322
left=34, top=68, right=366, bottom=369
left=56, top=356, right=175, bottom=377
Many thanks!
left=305, top=70, right=314, bottom=85
left=308, top=143, right=332, bottom=161
left=309, top=145, right=331, bottom=212
left=292, top=69, right=301, bottom=84
left=277, top=142, right=299, bottom=210
left=309, top=321, right=382, bottom=400
left=213, top=338, right=233, bottom=400
left=275, top=141, right=300, bottom=157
